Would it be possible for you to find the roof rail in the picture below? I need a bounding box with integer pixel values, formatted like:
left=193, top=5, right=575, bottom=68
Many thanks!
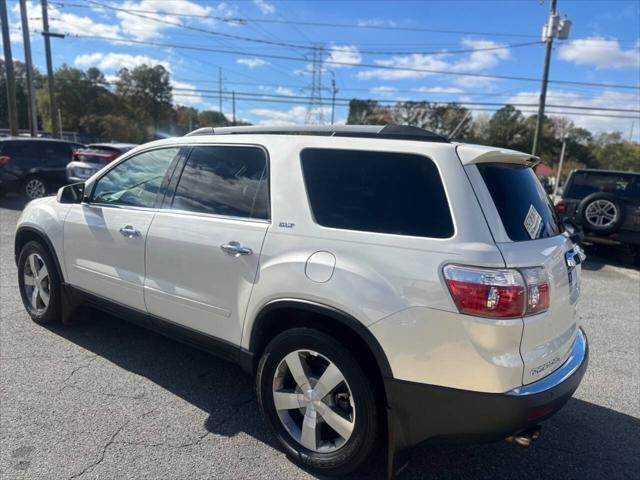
left=184, top=124, right=449, bottom=143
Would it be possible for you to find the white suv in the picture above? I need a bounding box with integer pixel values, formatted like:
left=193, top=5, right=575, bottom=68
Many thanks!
left=15, top=125, right=588, bottom=478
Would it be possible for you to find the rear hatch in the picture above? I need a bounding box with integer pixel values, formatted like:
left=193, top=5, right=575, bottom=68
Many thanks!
left=459, top=145, right=582, bottom=385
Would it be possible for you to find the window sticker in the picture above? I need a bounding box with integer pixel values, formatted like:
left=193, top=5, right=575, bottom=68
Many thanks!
left=524, top=204, right=543, bottom=239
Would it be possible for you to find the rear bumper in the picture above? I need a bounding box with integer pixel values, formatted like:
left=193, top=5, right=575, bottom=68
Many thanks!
left=386, top=329, right=588, bottom=470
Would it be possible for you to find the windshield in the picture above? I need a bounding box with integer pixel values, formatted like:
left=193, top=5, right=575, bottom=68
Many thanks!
left=478, top=163, right=562, bottom=242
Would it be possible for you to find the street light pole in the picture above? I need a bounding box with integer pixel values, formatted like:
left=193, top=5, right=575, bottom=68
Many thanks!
left=41, top=0, right=61, bottom=138
left=553, top=133, right=568, bottom=200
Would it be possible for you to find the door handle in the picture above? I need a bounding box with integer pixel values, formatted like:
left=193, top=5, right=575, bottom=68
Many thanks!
left=220, top=241, right=253, bottom=257
left=119, top=225, right=141, bottom=238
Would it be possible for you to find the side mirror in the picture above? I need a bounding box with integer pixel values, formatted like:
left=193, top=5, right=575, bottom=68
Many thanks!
left=57, top=182, right=85, bottom=204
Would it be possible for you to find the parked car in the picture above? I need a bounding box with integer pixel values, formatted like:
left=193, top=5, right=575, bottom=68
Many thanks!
left=556, top=169, right=640, bottom=261
left=66, top=150, right=119, bottom=183
left=15, top=125, right=588, bottom=478
left=0, top=138, right=84, bottom=199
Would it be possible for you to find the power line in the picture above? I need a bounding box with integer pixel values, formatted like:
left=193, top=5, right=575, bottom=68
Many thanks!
left=62, top=34, right=640, bottom=91
left=71, top=0, right=544, bottom=57
left=39, top=76, right=640, bottom=115
left=51, top=0, right=640, bottom=43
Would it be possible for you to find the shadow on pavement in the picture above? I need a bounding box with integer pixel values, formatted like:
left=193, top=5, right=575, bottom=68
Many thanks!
left=581, top=244, right=639, bottom=272
left=0, top=194, right=30, bottom=211
left=45, top=309, right=640, bottom=480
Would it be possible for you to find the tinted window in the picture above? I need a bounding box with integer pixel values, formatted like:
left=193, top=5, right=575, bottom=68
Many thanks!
left=301, top=149, right=453, bottom=238
left=91, top=148, right=179, bottom=208
left=43, top=142, right=72, bottom=164
left=1, top=141, right=44, bottom=158
left=566, top=171, right=640, bottom=201
left=478, top=163, right=561, bottom=241
left=171, top=146, right=269, bottom=220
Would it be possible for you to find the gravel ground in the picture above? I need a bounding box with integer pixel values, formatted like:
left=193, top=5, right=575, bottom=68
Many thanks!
left=1, top=196, right=638, bottom=480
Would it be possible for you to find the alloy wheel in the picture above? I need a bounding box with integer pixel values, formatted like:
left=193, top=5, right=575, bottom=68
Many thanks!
left=272, top=349, right=355, bottom=453
left=25, top=178, right=46, bottom=199
left=23, top=253, right=50, bottom=314
left=585, top=199, right=618, bottom=228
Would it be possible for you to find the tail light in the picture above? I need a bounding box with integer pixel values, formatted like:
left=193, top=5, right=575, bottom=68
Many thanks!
left=555, top=201, right=567, bottom=214
left=444, top=265, right=549, bottom=319
left=0, top=155, right=11, bottom=166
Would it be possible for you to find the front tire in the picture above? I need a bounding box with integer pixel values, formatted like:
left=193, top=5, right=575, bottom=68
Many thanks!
left=257, top=327, right=379, bottom=476
left=17, top=241, right=61, bottom=324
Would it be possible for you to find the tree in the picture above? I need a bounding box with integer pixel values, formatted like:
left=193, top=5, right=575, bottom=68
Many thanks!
left=346, top=99, right=390, bottom=125
left=0, top=59, right=44, bottom=131
left=117, top=65, right=173, bottom=137
left=79, top=114, right=143, bottom=143
left=197, top=110, right=230, bottom=127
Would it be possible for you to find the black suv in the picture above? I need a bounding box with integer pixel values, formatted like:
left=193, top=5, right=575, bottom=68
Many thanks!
left=0, top=138, right=84, bottom=199
left=556, top=169, right=640, bottom=259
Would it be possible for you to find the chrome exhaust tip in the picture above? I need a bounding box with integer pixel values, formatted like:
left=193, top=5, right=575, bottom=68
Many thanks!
left=506, top=425, right=541, bottom=447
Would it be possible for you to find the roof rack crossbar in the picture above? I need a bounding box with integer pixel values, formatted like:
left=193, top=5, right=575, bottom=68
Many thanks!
left=184, top=124, right=449, bottom=143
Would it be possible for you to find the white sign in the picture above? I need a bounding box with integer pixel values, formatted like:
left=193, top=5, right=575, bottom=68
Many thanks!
left=524, top=205, right=543, bottom=239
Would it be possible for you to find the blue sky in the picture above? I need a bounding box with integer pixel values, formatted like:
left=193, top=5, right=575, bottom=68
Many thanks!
left=3, top=0, right=640, bottom=138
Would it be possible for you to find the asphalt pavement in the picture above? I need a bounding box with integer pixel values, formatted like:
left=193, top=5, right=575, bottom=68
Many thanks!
left=1, top=195, right=638, bottom=480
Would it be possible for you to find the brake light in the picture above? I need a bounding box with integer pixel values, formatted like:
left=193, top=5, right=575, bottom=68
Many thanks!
left=555, top=201, right=567, bottom=214
left=0, top=155, right=11, bottom=166
left=444, top=265, right=549, bottom=319
left=521, top=267, right=549, bottom=315
left=443, top=265, right=525, bottom=319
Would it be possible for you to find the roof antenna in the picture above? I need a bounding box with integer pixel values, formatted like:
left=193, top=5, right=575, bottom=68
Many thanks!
left=447, top=110, right=472, bottom=141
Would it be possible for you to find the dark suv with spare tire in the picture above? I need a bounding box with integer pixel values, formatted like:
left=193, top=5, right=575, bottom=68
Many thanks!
left=0, top=138, right=84, bottom=200
left=556, top=169, right=640, bottom=261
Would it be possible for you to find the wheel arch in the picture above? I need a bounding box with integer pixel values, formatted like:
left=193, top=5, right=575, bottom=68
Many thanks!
left=15, top=226, right=65, bottom=283
left=248, top=299, right=392, bottom=403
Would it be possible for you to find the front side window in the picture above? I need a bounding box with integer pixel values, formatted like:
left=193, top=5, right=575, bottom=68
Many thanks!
left=171, top=146, right=269, bottom=220
left=301, top=148, right=454, bottom=238
left=91, top=147, right=179, bottom=208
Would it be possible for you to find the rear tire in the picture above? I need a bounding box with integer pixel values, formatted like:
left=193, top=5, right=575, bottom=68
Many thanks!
left=17, top=241, right=61, bottom=325
left=257, top=327, right=379, bottom=476
left=22, top=176, right=48, bottom=200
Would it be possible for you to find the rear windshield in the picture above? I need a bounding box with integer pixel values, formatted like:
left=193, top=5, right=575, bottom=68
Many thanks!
left=565, top=171, right=640, bottom=201
left=75, top=153, right=110, bottom=165
left=478, top=163, right=561, bottom=241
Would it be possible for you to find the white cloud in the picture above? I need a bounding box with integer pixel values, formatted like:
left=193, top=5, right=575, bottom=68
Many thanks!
left=74, top=52, right=171, bottom=72
left=172, top=80, right=203, bottom=106
left=357, top=39, right=510, bottom=80
left=415, top=86, right=464, bottom=94
left=275, top=87, right=296, bottom=96
left=116, top=1, right=237, bottom=40
left=370, top=86, right=398, bottom=95
left=237, top=57, right=269, bottom=68
left=253, top=0, right=276, bottom=15
left=558, top=37, right=640, bottom=70
left=505, top=89, right=640, bottom=139
left=11, top=1, right=118, bottom=39
left=326, top=45, right=362, bottom=67
left=356, top=18, right=397, bottom=27
left=249, top=106, right=331, bottom=125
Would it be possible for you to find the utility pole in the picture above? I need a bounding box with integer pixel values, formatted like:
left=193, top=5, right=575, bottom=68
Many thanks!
left=531, top=0, right=571, bottom=156
left=232, top=91, right=236, bottom=126
left=305, top=46, right=324, bottom=125
left=19, top=0, right=38, bottom=136
left=0, top=0, right=19, bottom=136
left=218, top=67, right=223, bottom=114
left=41, top=0, right=63, bottom=138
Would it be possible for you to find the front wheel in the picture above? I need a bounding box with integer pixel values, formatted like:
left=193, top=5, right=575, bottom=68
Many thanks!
left=17, top=241, right=61, bottom=324
left=257, top=327, right=379, bottom=476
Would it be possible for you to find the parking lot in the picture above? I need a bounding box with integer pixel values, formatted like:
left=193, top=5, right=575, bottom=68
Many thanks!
left=1, top=195, right=638, bottom=480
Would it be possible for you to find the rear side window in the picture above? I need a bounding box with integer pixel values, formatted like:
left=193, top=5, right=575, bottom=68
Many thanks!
left=301, top=148, right=454, bottom=238
left=1, top=141, right=44, bottom=158
left=478, top=163, right=561, bottom=241
left=171, top=146, right=269, bottom=220
left=566, top=171, right=640, bottom=201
